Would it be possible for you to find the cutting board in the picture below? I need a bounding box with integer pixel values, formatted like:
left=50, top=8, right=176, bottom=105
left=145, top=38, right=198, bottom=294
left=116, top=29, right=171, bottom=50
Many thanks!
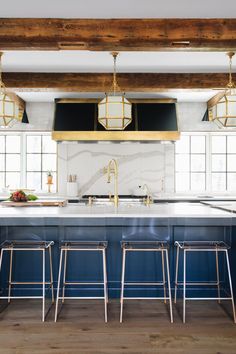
left=1, top=199, right=67, bottom=207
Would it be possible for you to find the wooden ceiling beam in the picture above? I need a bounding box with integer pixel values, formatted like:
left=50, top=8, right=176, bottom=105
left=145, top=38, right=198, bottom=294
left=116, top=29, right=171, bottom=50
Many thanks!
left=0, top=18, right=236, bottom=51
left=2, top=72, right=236, bottom=92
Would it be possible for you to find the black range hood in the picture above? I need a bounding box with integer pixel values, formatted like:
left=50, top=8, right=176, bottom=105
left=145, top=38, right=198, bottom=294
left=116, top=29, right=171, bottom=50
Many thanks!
left=52, top=99, right=180, bottom=142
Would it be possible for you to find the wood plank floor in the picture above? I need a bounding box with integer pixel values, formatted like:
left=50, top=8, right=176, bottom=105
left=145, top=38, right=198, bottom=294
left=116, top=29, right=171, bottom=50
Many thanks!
left=0, top=300, right=235, bottom=354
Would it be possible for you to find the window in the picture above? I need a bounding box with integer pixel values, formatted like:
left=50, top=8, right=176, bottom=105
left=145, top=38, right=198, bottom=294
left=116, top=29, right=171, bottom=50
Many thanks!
left=0, top=135, right=21, bottom=190
left=26, top=135, right=57, bottom=192
left=0, top=133, right=57, bottom=193
left=175, top=135, right=206, bottom=192
left=175, top=132, right=236, bottom=193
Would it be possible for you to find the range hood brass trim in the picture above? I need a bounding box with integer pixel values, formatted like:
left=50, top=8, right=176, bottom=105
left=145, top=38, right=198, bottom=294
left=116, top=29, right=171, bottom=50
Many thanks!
left=52, top=131, right=180, bottom=141
left=56, top=98, right=177, bottom=104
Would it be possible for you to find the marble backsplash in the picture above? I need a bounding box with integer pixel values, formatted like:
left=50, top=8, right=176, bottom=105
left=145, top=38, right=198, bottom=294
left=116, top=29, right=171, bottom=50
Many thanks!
left=58, top=143, right=175, bottom=196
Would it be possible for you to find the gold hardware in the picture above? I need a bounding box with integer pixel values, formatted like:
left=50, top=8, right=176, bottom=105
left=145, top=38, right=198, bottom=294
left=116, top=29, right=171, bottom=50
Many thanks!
left=209, top=52, right=236, bottom=128
left=105, top=159, right=119, bottom=207
left=88, top=196, right=96, bottom=206
left=52, top=131, right=180, bottom=141
left=98, top=52, right=132, bottom=130
left=142, top=184, right=153, bottom=206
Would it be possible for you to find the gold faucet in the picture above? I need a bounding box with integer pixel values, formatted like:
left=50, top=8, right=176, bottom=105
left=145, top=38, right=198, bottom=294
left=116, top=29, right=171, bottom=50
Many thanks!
left=142, top=184, right=153, bottom=206
left=105, top=159, right=119, bottom=207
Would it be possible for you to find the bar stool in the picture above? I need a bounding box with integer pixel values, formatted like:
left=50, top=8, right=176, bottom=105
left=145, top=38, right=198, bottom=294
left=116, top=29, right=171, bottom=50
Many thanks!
left=0, top=240, right=54, bottom=322
left=120, top=241, right=173, bottom=323
left=174, top=241, right=236, bottom=323
left=55, top=241, right=108, bottom=322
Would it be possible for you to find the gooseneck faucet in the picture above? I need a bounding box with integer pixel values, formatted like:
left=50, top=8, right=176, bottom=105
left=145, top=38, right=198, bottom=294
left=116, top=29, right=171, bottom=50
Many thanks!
left=105, top=159, right=119, bottom=207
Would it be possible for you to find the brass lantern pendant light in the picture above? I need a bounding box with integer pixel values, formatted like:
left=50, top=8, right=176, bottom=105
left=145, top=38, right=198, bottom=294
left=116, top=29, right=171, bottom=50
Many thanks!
left=0, top=52, right=19, bottom=128
left=210, top=52, right=236, bottom=128
left=98, top=52, right=132, bottom=130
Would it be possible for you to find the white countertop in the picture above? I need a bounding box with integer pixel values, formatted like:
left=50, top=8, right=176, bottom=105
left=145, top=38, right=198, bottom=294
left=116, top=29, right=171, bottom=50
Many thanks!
left=0, top=202, right=232, bottom=218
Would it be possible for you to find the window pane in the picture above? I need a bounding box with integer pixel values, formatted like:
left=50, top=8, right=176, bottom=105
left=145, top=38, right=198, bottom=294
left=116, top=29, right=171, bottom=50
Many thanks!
left=0, top=154, right=5, bottom=171
left=212, top=155, right=226, bottom=172
left=26, top=172, right=41, bottom=190
left=175, top=135, right=189, bottom=153
left=191, top=155, right=205, bottom=172
left=42, top=172, right=57, bottom=193
left=227, top=155, right=236, bottom=172
left=191, top=136, right=205, bottom=153
left=42, top=154, right=57, bottom=172
left=212, top=173, right=226, bottom=191
left=6, top=154, right=20, bottom=171
left=175, top=172, right=190, bottom=192
left=42, top=136, right=57, bottom=153
left=211, top=136, right=226, bottom=153
left=0, top=136, right=5, bottom=153
left=6, top=136, right=20, bottom=153
left=227, top=173, right=236, bottom=191
left=191, top=173, right=205, bottom=191
left=175, top=154, right=189, bottom=172
left=27, top=136, right=41, bottom=153
left=227, top=136, right=236, bottom=153
left=0, top=172, right=4, bottom=189
left=27, top=154, right=41, bottom=171
left=6, top=172, right=20, bottom=189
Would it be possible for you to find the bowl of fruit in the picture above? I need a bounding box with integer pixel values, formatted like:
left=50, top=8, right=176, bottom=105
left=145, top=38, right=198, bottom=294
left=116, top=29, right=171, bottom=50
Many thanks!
left=9, top=190, right=38, bottom=202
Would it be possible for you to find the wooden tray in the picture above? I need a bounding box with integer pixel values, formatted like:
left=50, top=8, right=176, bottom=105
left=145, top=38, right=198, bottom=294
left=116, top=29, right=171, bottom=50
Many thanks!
left=1, top=200, right=67, bottom=207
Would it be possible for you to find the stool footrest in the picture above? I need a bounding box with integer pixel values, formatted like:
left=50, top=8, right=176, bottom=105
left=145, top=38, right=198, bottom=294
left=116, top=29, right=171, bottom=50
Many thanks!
left=175, top=281, right=220, bottom=286
left=57, top=296, right=105, bottom=300
left=123, top=297, right=171, bottom=300
left=63, top=282, right=104, bottom=285
left=0, top=296, right=44, bottom=299
left=124, top=282, right=165, bottom=286
left=185, top=297, right=233, bottom=301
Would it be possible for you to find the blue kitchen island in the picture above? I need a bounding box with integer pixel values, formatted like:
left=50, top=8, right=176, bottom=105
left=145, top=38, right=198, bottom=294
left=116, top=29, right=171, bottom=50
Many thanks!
left=0, top=202, right=235, bottom=299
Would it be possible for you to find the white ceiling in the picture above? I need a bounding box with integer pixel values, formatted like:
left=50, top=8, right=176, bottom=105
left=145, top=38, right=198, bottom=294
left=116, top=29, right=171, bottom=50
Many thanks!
left=2, top=51, right=234, bottom=73
left=1, top=0, right=235, bottom=18
left=2, top=51, right=231, bottom=102
left=18, top=91, right=215, bottom=103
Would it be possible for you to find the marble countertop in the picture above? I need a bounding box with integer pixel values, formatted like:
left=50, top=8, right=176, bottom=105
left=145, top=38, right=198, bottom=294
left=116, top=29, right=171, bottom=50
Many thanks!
left=0, top=202, right=232, bottom=218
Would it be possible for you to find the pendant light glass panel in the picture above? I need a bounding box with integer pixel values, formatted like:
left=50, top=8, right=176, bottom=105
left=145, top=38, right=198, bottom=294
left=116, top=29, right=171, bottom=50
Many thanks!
left=0, top=52, right=19, bottom=128
left=98, top=52, right=132, bottom=130
left=98, top=95, right=132, bottom=130
left=0, top=91, right=19, bottom=128
left=210, top=52, right=236, bottom=128
left=211, top=93, right=236, bottom=127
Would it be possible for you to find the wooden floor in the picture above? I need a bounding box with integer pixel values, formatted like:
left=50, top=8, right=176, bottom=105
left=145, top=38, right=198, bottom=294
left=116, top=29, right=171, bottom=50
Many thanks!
left=0, top=299, right=235, bottom=354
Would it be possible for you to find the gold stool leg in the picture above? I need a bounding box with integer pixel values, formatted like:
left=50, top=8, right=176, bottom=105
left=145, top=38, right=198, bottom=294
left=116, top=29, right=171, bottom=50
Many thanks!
left=161, top=250, right=167, bottom=304
left=49, top=246, right=54, bottom=304
left=120, top=248, right=126, bottom=323
left=215, top=249, right=221, bottom=304
left=8, top=249, right=13, bottom=303
left=55, top=249, right=64, bottom=322
left=62, top=249, right=67, bottom=303
left=165, top=249, right=173, bottom=323
left=225, top=250, right=236, bottom=323
left=183, top=249, right=187, bottom=324
left=102, top=249, right=108, bottom=323
left=174, top=245, right=180, bottom=304
left=42, top=248, right=45, bottom=322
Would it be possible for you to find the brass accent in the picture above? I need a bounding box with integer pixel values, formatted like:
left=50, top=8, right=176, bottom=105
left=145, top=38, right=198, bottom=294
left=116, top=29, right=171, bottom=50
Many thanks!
left=0, top=52, right=20, bottom=128
left=52, top=131, right=180, bottom=141
left=98, top=52, right=132, bottom=130
left=105, top=159, right=119, bottom=207
left=209, top=52, right=236, bottom=128
left=142, top=184, right=153, bottom=206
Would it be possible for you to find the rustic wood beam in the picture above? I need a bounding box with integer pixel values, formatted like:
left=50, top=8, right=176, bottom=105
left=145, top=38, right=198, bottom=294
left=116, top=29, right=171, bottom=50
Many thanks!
left=3, top=72, right=236, bottom=92
left=0, top=19, right=236, bottom=51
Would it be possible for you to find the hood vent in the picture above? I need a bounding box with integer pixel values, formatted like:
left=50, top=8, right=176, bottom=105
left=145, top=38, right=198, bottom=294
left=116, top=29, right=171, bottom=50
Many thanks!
left=52, top=99, right=180, bottom=142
